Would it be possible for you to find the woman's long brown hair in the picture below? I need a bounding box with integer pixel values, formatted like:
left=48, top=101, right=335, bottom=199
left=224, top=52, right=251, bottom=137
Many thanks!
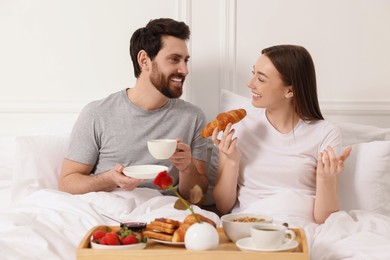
left=262, top=45, right=324, bottom=121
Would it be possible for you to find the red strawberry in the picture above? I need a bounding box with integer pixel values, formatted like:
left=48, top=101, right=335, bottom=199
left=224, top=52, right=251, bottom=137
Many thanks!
left=104, top=233, right=120, bottom=245
left=121, top=235, right=138, bottom=245
left=99, top=236, right=107, bottom=245
left=134, top=232, right=143, bottom=241
left=92, top=230, right=106, bottom=241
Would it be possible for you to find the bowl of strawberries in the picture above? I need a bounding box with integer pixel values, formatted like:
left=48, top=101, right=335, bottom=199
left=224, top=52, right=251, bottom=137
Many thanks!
left=90, top=225, right=147, bottom=250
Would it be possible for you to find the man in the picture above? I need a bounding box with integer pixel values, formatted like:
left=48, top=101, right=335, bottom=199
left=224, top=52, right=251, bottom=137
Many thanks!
left=59, top=18, right=208, bottom=199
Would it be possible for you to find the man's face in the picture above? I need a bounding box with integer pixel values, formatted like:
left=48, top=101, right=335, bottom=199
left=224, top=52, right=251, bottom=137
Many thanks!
left=149, top=36, right=190, bottom=98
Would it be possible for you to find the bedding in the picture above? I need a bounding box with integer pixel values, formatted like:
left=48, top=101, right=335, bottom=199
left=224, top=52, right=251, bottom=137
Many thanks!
left=1, top=90, right=390, bottom=259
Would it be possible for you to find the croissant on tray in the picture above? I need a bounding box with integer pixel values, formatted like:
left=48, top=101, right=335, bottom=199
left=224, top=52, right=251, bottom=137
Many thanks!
left=200, top=108, right=247, bottom=138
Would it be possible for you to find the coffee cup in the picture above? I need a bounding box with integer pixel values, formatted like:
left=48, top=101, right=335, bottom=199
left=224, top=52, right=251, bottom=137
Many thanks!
left=250, top=223, right=296, bottom=249
left=147, top=139, right=177, bottom=160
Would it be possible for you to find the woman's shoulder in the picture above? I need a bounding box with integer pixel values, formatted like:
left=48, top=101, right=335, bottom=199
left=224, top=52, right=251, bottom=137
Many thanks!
left=303, top=119, right=341, bottom=136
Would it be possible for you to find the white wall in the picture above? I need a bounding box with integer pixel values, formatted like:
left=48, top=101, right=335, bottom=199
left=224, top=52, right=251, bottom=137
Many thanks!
left=1, top=0, right=390, bottom=135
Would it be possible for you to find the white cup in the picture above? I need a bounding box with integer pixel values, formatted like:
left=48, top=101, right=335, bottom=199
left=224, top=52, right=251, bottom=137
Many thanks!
left=147, top=139, right=177, bottom=160
left=250, top=223, right=296, bottom=249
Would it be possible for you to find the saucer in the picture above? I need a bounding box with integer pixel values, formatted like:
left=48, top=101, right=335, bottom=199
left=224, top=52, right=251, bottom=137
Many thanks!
left=236, top=237, right=299, bottom=252
left=150, top=238, right=184, bottom=246
left=123, top=165, right=168, bottom=179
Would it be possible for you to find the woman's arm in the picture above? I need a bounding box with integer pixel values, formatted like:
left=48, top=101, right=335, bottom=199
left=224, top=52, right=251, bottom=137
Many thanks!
left=314, top=146, right=352, bottom=223
left=211, top=123, right=241, bottom=214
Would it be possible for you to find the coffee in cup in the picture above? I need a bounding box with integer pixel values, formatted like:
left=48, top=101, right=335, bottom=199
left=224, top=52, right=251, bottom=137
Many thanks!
left=147, top=139, right=177, bottom=160
left=250, top=223, right=296, bottom=248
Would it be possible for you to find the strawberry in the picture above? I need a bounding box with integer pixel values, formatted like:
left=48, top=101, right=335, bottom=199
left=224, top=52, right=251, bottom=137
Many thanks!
left=104, top=233, right=120, bottom=245
left=99, top=236, right=107, bottom=245
left=92, top=230, right=106, bottom=241
left=121, top=234, right=138, bottom=245
left=134, top=232, right=143, bottom=241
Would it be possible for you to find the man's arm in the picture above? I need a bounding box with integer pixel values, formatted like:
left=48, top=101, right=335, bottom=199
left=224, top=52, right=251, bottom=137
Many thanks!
left=58, top=158, right=144, bottom=194
left=170, top=141, right=208, bottom=199
left=178, top=158, right=208, bottom=199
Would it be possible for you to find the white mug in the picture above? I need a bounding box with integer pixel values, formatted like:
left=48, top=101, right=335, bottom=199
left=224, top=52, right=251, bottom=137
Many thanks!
left=147, top=139, right=177, bottom=160
left=250, top=223, right=296, bottom=249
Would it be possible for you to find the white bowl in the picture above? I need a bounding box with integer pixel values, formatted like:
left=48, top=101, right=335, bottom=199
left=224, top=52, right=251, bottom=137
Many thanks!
left=147, top=139, right=177, bottom=159
left=90, top=240, right=146, bottom=250
left=221, top=213, right=273, bottom=242
left=123, top=165, right=168, bottom=179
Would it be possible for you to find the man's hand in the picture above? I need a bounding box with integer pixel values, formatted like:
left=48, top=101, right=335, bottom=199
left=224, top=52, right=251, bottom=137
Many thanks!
left=110, top=164, right=145, bottom=191
left=169, top=140, right=192, bottom=172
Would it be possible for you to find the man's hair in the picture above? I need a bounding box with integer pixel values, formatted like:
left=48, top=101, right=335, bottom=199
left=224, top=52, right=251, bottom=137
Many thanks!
left=262, top=44, right=324, bottom=121
left=130, top=18, right=190, bottom=78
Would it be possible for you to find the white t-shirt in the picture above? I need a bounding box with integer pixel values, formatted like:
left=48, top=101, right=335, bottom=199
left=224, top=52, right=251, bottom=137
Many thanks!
left=231, top=108, right=342, bottom=213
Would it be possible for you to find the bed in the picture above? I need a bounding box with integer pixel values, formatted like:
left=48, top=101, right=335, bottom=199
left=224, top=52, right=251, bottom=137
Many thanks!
left=1, top=90, right=390, bottom=260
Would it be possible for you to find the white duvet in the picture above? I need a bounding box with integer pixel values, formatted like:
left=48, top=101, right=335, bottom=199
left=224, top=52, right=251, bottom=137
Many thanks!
left=1, top=188, right=390, bottom=260
left=0, top=188, right=221, bottom=260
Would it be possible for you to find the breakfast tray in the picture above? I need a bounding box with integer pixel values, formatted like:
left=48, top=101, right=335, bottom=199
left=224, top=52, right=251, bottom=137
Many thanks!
left=77, top=226, right=309, bottom=260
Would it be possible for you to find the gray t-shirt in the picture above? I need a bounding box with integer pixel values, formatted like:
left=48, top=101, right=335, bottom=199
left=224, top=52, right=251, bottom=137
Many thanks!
left=66, top=88, right=208, bottom=190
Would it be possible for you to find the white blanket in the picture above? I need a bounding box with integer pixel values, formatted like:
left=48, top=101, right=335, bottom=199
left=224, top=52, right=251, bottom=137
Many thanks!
left=228, top=190, right=390, bottom=259
left=0, top=188, right=221, bottom=260
left=310, top=210, right=390, bottom=260
left=1, top=188, right=390, bottom=259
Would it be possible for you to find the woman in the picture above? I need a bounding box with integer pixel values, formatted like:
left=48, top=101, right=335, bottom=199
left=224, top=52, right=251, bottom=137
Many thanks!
left=212, top=45, right=351, bottom=224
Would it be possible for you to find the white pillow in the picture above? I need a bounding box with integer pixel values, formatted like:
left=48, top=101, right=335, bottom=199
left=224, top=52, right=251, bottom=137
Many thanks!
left=11, top=135, right=69, bottom=201
left=0, top=136, right=15, bottom=181
left=220, top=89, right=253, bottom=112
left=335, top=122, right=390, bottom=146
left=338, top=141, right=390, bottom=216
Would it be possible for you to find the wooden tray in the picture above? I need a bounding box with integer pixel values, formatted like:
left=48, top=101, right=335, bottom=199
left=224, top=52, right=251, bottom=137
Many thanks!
left=77, top=225, right=309, bottom=260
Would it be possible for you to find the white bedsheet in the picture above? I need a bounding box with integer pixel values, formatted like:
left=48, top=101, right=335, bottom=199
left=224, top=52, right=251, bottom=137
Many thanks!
left=1, top=188, right=390, bottom=259
left=0, top=188, right=221, bottom=260
left=227, top=190, right=390, bottom=259
left=310, top=210, right=390, bottom=260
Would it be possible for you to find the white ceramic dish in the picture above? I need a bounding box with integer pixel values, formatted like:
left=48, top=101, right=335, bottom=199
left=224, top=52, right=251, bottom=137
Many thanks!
left=90, top=240, right=146, bottom=250
left=123, top=165, right=168, bottom=179
left=150, top=238, right=184, bottom=246
left=221, top=213, right=273, bottom=242
left=236, top=237, right=298, bottom=252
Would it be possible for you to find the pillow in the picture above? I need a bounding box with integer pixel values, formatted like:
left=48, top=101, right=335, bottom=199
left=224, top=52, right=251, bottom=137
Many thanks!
left=220, top=89, right=253, bottom=112
left=0, top=136, right=15, bottom=181
left=338, top=141, right=390, bottom=216
left=11, top=135, right=69, bottom=201
left=335, top=122, right=390, bottom=146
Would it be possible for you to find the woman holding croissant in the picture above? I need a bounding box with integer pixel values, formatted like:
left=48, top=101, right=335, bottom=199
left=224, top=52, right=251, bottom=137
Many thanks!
left=211, top=45, right=352, bottom=224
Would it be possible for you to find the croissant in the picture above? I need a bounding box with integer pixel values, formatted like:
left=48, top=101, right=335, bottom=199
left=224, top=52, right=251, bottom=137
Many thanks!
left=200, top=108, right=247, bottom=138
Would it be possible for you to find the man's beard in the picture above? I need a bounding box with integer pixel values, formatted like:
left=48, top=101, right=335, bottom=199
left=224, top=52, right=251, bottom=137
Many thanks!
left=150, top=61, right=184, bottom=98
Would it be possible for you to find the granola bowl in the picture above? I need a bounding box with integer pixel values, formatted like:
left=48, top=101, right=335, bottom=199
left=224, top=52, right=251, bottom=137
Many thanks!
left=221, top=213, right=273, bottom=242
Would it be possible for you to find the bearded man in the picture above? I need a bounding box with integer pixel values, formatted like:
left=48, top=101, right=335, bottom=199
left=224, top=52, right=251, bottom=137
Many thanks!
left=59, top=18, right=208, bottom=199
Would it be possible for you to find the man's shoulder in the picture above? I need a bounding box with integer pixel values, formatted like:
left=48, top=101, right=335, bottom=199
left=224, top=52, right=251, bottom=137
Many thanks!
left=83, top=89, right=125, bottom=110
left=171, top=99, right=204, bottom=115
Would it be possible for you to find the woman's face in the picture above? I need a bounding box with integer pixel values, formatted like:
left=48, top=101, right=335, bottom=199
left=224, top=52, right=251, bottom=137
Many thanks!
left=247, top=54, right=292, bottom=109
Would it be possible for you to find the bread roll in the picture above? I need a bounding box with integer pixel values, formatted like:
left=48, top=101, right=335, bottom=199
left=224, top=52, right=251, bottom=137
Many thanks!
left=172, top=223, right=191, bottom=242
left=183, top=213, right=216, bottom=228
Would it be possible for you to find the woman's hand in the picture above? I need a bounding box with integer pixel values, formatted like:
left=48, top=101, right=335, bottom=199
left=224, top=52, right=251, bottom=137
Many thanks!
left=211, top=123, right=241, bottom=164
left=316, top=146, right=352, bottom=180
